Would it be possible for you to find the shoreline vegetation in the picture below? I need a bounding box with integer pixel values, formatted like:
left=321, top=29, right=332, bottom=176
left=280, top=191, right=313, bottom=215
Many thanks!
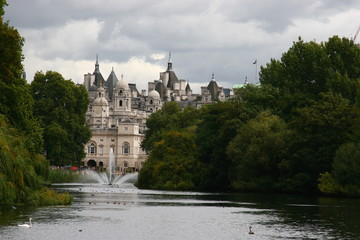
left=2, top=0, right=360, bottom=207
left=138, top=36, right=360, bottom=198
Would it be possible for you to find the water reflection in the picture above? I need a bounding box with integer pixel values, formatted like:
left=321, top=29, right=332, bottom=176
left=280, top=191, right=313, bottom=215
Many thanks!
left=0, top=179, right=359, bottom=240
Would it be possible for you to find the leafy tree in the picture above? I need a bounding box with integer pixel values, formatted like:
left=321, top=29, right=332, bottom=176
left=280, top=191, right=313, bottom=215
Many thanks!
left=227, top=111, right=293, bottom=191
left=0, top=115, right=48, bottom=205
left=194, top=101, right=250, bottom=191
left=141, top=102, right=199, bottom=152
left=0, top=1, right=43, bottom=154
left=318, top=142, right=360, bottom=196
left=30, top=71, right=91, bottom=166
left=260, top=36, right=360, bottom=103
left=286, top=92, right=360, bottom=191
left=138, top=128, right=197, bottom=190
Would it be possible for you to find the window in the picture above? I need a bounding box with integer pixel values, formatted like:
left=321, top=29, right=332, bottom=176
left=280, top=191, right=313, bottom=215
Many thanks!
left=89, top=143, right=96, bottom=154
left=122, top=142, right=130, bottom=155
left=99, top=146, right=103, bottom=155
left=123, top=161, right=128, bottom=168
left=100, top=138, right=103, bottom=141
left=119, top=100, right=123, bottom=107
left=125, top=127, right=128, bottom=131
left=150, top=99, right=153, bottom=104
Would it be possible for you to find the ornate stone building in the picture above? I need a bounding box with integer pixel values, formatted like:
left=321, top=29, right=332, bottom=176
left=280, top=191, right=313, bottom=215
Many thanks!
left=82, top=54, right=231, bottom=172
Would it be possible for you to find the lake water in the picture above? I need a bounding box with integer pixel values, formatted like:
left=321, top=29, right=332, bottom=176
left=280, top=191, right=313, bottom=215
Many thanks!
left=1, top=173, right=359, bottom=240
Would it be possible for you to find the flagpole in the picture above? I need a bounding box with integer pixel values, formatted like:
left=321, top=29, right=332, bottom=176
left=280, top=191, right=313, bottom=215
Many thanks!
left=253, top=59, right=257, bottom=82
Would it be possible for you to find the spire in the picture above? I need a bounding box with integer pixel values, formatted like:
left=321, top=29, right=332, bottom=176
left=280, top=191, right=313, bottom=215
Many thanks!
left=167, top=51, right=172, bottom=71
left=95, top=54, right=99, bottom=71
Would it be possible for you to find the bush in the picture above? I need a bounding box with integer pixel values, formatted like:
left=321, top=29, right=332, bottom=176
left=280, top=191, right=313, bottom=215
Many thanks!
left=27, top=188, right=72, bottom=206
left=48, top=169, right=79, bottom=183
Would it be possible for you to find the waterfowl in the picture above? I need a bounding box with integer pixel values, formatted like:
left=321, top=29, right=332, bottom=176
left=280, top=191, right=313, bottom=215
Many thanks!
left=18, top=218, right=32, bottom=228
left=248, top=226, right=254, bottom=234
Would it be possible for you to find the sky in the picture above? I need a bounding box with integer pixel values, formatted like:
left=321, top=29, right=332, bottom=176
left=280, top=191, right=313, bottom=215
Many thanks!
left=4, top=0, right=360, bottom=93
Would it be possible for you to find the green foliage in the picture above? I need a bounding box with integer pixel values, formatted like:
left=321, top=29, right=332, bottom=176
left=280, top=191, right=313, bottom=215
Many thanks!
left=0, top=115, right=49, bottom=205
left=141, top=102, right=199, bottom=152
left=0, top=9, right=44, bottom=154
left=30, top=71, right=91, bottom=166
left=139, top=35, right=360, bottom=196
left=0, top=4, right=72, bottom=206
left=48, top=169, right=79, bottom=183
left=285, top=92, right=360, bottom=191
left=138, top=129, right=197, bottom=190
left=260, top=36, right=360, bottom=103
left=26, top=188, right=72, bottom=206
left=0, top=1, right=6, bottom=17
left=319, top=142, right=360, bottom=197
left=194, top=101, right=250, bottom=191
left=227, top=111, right=293, bottom=191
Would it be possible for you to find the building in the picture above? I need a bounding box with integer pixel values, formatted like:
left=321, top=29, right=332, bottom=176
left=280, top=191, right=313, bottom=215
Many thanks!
left=82, top=54, right=231, bottom=172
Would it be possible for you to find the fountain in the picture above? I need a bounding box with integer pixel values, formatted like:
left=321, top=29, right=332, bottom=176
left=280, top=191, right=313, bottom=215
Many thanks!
left=108, top=148, right=114, bottom=185
left=78, top=148, right=135, bottom=185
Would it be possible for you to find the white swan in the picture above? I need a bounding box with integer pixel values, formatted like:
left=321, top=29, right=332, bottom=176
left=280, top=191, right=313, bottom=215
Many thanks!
left=18, top=218, right=32, bottom=228
left=248, top=226, right=254, bottom=234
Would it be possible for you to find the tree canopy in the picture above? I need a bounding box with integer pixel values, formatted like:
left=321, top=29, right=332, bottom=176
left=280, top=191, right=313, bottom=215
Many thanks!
left=30, top=71, right=91, bottom=166
left=138, top=36, right=360, bottom=196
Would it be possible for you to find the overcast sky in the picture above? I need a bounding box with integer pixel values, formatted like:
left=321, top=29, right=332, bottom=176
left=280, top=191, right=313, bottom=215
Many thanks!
left=4, top=0, right=360, bottom=93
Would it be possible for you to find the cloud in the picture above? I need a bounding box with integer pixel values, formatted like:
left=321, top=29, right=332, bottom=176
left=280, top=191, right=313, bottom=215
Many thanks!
left=4, top=0, right=360, bottom=93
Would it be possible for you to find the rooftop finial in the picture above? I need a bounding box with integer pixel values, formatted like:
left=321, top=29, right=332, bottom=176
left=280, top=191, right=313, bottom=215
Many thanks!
left=167, top=51, right=173, bottom=71
left=121, top=73, right=124, bottom=80
left=95, top=54, right=99, bottom=71
left=212, top=72, right=215, bottom=80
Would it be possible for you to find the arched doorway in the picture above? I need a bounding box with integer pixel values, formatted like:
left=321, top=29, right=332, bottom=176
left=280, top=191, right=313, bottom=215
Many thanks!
left=87, top=159, right=97, bottom=168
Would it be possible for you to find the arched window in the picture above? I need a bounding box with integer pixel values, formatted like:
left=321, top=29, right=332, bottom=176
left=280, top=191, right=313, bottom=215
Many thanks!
left=119, top=100, right=123, bottom=107
left=119, top=90, right=123, bottom=95
left=122, top=142, right=130, bottom=155
left=88, top=143, right=96, bottom=154
left=150, top=99, right=153, bottom=104
left=123, top=161, right=128, bottom=168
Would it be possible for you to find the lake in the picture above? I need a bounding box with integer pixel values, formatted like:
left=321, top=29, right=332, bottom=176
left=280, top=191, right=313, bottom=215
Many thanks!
left=1, top=173, right=359, bottom=239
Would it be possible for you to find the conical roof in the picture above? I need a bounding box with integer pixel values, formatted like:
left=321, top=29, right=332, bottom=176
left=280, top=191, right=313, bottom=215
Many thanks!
left=105, top=68, right=119, bottom=100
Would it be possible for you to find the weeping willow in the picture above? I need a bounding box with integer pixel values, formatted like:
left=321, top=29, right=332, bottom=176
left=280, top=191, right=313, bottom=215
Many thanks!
left=0, top=115, right=70, bottom=205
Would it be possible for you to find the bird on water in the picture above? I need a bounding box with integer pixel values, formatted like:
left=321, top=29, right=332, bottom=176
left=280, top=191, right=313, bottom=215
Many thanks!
left=18, top=218, right=32, bottom=228
left=248, top=226, right=254, bottom=234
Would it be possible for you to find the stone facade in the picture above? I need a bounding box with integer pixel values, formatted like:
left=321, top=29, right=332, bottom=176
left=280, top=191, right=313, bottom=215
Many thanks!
left=82, top=54, right=231, bottom=172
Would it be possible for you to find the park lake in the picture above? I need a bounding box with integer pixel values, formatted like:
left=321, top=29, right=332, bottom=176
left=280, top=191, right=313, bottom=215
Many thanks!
left=0, top=173, right=359, bottom=240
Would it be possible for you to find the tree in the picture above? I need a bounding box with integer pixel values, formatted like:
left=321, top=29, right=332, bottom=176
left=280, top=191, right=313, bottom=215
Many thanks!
left=260, top=36, right=360, bottom=103
left=318, top=142, right=360, bottom=196
left=226, top=111, right=293, bottom=191
left=138, top=129, right=197, bottom=190
left=30, top=71, right=91, bottom=166
left=0, top=1, right=43, bottom=154
left=194, top=101, right=250, bottom=191
left=286, top=92, right=360, bottom=191
left=141, top=102, right=199, bottom=152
